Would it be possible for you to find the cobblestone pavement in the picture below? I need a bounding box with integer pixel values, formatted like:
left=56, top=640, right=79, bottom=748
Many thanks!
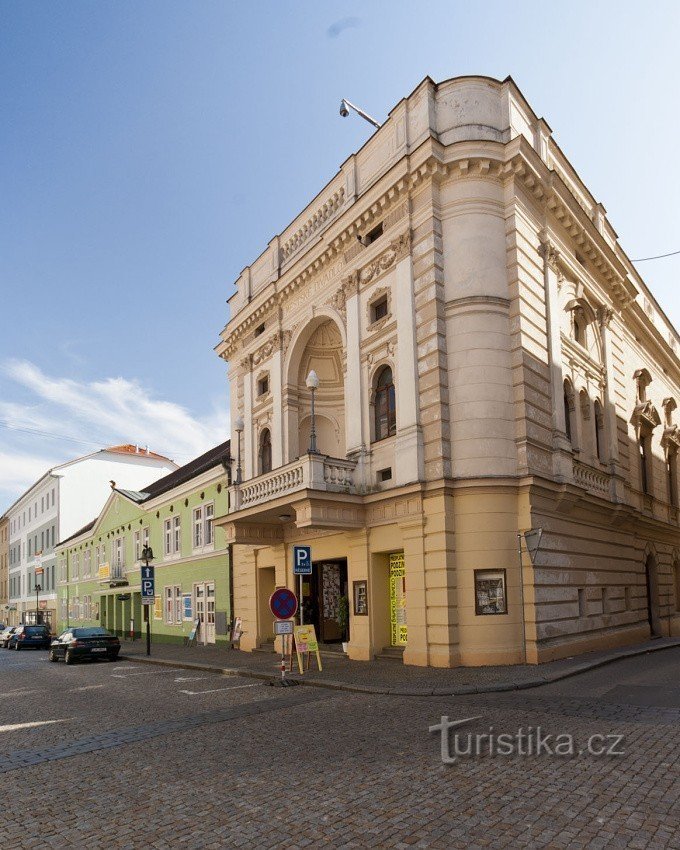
left=0, top=647, right=678, bottom=849
left=120, top=636, right=680, bottom=694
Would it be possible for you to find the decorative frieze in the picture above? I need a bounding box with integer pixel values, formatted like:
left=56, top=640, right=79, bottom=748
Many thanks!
left=359, top=232, right=410, bottom=286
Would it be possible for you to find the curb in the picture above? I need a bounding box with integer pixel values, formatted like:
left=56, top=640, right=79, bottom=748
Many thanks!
left=119, top=638, right=680, bottom=697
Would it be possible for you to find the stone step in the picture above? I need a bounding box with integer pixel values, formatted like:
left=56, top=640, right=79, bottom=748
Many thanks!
left=376, top=646, right=405, bottom=662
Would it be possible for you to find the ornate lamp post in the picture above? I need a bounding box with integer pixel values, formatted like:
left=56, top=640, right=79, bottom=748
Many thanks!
left=306, top=370, right=320, bottom=454
left=234, top=415, right=244, bottom=484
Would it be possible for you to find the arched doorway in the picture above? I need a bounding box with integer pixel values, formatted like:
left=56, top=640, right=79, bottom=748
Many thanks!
left=645, top=553, right=662, bottom=637
left=292, top=319, right=346, bottom=458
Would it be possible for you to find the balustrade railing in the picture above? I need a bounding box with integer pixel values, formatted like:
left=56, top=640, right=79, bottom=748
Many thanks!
left=572, top=460, right=610, bottom=496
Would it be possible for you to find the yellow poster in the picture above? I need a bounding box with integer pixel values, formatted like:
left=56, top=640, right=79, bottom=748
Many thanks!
left=389, top=552, right=407, bottom=647
left=153, top=595, right=162, bottom=621
left=98, top=563, right=110, bottom=581
left=293, top=623, right=322, bottom=672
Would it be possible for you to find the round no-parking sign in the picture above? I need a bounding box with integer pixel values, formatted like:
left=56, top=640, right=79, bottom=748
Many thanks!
left=269, top=588, right=298, bottom=620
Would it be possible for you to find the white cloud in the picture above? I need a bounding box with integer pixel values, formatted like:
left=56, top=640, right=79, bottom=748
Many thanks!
left=0, top=359, right=228, bottom=507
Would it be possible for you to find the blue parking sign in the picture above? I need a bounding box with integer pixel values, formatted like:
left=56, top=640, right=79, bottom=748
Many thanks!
left=293, top=546, right=312, bottom=575
left=141, top=564, right=155, bottom=605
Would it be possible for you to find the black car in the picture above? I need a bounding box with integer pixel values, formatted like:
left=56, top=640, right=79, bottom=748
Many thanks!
left=49, top=627, right=120, bottom=664
left=9, top=625, right=51, bottom=650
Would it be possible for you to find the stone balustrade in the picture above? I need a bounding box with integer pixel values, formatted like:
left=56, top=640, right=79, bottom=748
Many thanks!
left=572, top=460, right=610, bottom=496
left=231, top=453, right=357, bottom=511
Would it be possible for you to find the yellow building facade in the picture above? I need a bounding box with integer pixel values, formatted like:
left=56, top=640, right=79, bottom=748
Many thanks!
left=215, top=76, right=680, bottom=668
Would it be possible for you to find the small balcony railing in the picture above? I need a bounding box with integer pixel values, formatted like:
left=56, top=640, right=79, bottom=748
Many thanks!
left=230, top=453, right=357, bottom=511
left=572, top=459, right=610, bottom=496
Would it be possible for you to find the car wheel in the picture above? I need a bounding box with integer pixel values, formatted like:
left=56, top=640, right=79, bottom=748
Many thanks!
left=14, top=642, right=20, bottom=651
left=107, top=653, right=119, bottom=662
left=64, top=650, right=74, bottom=665
left=49, top=650, right=58, bottom=662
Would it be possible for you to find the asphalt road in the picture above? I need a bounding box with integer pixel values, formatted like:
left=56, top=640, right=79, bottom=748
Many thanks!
left=0, top=646, right=678, bottom=849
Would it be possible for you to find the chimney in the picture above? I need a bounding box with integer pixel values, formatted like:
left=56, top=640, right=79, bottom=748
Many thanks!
left=145, top=445, right=150, bottom=455
left=135, top=445, right=140, bottom=454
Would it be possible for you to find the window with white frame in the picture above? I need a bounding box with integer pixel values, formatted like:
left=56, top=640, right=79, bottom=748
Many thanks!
left=83, top=549, right=91, bottom=577
left=134, top=530, right=141, bottom=561
left=111, top=537, right=125, bottom=569
left=73, top=552, right=80, bottom=579
left=164, top=585, right=182, bottom=624
left=192, top=504, right=215, bottom=550
left=142, top=526, right=150, bottom=553
left=193, top=507, right=204, bottom=549
left=164, top=519, right=172, bottom=556
left=173, top=516, right=181, bottom=555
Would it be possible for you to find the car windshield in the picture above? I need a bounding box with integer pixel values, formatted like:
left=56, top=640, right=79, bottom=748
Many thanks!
left=72, top=628, right=111, bottom=637
left=25, top=627, right=48, bottom=634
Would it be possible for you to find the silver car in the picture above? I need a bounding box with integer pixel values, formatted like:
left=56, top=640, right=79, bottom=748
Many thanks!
left=0, top=626, right=17, bottom=648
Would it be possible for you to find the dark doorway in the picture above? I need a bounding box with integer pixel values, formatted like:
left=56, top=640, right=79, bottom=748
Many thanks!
left=301, top=559, right=348, bottom=643
left=645, top=554, right=662, bottom=637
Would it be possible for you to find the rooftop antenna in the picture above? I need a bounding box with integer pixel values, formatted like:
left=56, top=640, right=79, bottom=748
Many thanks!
left=339, top=98, right=382, bottom=129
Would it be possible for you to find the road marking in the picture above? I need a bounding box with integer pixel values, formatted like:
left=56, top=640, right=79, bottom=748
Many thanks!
left=112, top=666, right=139, bottom=671
left=0, top=719, right=71, bottom=733
left=111, top=668, right=184, bottom=678
left=178, top=684, right=260, bottom=695
left=174, top=676, right=209, bottom=682
left=0, top=689, right=39, bottom=698
left=69, top=684, right=105, bottom=692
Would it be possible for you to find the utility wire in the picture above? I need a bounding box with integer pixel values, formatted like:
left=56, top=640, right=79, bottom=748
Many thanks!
left=632, top=249, right=680, bottom=263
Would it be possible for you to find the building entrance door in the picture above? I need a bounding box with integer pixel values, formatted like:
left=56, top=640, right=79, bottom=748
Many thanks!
left=302, top=560, right=347, bottom=643
left=389, top=552, right=407, bottom=647
left=194, top=583, right=216, bottom=645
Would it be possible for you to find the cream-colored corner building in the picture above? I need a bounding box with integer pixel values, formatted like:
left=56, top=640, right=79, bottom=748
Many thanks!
left=215, top=75, right=680, bottom=668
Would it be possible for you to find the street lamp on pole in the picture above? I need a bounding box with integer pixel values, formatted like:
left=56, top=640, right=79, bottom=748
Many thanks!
left=234, top=415, right=244, bottom=484
left=141, top=544, right=154, bottom=657
left=306, top=370, right=320, bottom=454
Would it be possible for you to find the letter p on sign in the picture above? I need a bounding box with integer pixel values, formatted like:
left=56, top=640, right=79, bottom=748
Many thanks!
left=293, top=545, right=312, bottom=575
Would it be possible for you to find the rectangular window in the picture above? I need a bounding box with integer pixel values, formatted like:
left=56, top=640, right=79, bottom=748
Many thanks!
left=205, top=504, right=214, bottom=546
left=164, top=585, right=182, bottom=624
left=41, top=496, right=44, bottom=512
left=142, top=526, right=150, bottom=551
left=173, top=516, right=181, bottom=555
left=51, top=526, right=55, bottom=547
left=193, top=507, right=204, bottom=549
left=257, top=375, right=269, bottom=396
left=164, top=519, right=172, bottom=556
left=41, top=531, right=44, bottom=551
left=134, top=530, right=141, bottom=561
left=84, top=550, right=91, bottom=577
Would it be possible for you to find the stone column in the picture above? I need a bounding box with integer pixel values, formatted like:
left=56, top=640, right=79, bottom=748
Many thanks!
left=242, top=361, right=253, bottom=480
left=270, top=347, right=283, bottom=469
left=344, top=275, right=363, bottom=455
left=394, top=249, right=423, bottom=485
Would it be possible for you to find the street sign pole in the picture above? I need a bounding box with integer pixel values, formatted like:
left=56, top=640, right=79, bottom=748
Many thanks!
left=145, top=603, right=150, bottom=656
left=140, top=552, right=155, bottom=657
left=293, top=546, right=312, bottom=626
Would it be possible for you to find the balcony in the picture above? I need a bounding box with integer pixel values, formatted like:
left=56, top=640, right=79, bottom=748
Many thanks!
left=221, top=453, right=363, bottom=545
left=232, top=453, right=356, bottom=510
left=572, top=459, right=610, bottom=497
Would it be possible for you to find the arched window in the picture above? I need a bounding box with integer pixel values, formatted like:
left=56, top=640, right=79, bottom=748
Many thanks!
left=563, top=380, right=574, bottom=444
left=258, top=428, right=272, bottom=475
left=594, top=399, right=606, bottom=463
left=572, top=308, right=586, bottom=346
left=373, top=366, right=396, bottom=441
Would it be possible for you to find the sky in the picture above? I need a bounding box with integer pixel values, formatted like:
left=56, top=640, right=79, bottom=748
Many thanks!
left=1, top=0, right=679, bottom=508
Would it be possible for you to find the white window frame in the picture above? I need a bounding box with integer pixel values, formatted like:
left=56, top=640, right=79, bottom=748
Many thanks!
left=164, top=519, right=173, bottom=557
left=134, top=530, right=141, bottom=562
left=164, top=585, right=182, bottom=625
left=192, top=502, right=215, bottom=553
left=193, top=507, right=204, bottom=549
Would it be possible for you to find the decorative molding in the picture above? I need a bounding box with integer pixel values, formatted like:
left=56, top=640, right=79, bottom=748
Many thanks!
left=252, top=334, right=280, bottom=366
left=280, top=187, right=345, bottom=263
left=597, top=305, right=614, bottom=329
left=358, top=232, right=410, bottom=287
left=366, top=285, right=392, bottom=333
left=538, top=233, right=561, bottom=273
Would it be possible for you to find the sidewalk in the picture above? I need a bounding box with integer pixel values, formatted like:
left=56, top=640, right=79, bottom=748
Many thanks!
left=119, top=636, right=680, bottom=696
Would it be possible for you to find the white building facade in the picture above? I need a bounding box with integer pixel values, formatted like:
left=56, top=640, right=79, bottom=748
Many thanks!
left=6, top=446, right=177, bottom=629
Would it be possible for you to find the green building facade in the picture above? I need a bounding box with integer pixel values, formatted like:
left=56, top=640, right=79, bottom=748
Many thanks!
left=56, top=442, right=232, bottom=646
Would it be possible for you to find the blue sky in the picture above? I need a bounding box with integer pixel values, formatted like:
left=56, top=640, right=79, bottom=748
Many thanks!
left=1, top=0, right=679, bottom=506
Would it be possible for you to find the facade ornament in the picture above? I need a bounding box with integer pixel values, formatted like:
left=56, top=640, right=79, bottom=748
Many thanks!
left=252, top=332, right=281, bottom=366
left=358, top=232, right=411, bottom=286
left=597, top=305, right=614, bottom=329
left=325, top=286, right=347, bottom=323
left=538, top=233, right=561, bottom=274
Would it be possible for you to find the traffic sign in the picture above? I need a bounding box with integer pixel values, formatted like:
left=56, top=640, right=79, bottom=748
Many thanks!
left=274, top=619, right=294, bottom=636
left=269, top=588, right=298, bottom=620
left=293, top=545, right=312, bottom=575
left=141, top=564, right=155, bottom=605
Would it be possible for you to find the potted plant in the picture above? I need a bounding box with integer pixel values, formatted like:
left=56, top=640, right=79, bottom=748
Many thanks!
left=337, top=595, right=350, bottom=653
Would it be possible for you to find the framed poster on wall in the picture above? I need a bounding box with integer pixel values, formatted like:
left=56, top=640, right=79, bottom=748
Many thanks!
left=353, top=580, right=368, bottom=615
left=474, top=569, right=508, bottom=615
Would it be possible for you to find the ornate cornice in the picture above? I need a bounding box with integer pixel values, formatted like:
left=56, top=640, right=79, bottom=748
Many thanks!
left=359, top=233, right=410, bottom=286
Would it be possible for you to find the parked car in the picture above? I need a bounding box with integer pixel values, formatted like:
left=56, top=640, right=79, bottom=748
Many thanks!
left=0, top=626, right=17, bottom=648
left=49, top=627, right=120, bottom=664
left=9, top=624, right=52, bottom=650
